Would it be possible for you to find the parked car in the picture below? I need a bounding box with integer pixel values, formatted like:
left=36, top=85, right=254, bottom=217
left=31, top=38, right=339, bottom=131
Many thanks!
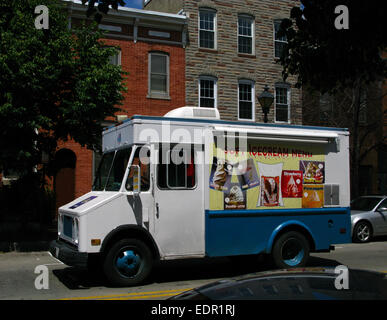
left=350, top=195, right=387, bottom=243
left=169, top=267, right=387, bottom=300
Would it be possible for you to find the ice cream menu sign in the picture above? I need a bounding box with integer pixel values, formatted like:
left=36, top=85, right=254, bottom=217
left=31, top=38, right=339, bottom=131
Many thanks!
left=209, top=142, right=326, bottom=210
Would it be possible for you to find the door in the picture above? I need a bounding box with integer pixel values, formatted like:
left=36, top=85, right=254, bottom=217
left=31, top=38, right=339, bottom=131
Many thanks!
left=151, top=144, right=205, bottom=258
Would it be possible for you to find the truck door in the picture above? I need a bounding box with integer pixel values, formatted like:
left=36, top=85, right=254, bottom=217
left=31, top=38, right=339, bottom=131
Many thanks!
left=151, top=144, right=205, bottom=258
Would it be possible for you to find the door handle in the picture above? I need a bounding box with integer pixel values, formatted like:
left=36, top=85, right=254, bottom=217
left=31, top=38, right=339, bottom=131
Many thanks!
left=156, top=202, right=159, bottom=218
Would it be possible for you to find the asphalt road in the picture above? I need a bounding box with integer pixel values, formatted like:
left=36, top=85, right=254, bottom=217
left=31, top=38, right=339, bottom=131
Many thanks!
left=1, top=237, right=387, bottom=300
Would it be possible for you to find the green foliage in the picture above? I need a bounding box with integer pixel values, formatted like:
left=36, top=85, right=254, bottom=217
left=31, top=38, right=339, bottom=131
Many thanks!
left=278, top=0, right=387, bottom=197
left=82, top=0, right=126, bottom=22
left=279, top=0, right=387, bottom=94
left=0, top=0, right=126, bottom=178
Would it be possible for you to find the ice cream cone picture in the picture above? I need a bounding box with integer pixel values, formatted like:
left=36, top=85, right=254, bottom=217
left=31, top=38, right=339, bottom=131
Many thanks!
left=281, top=170, right=303, bottom=198
left=302, top=185, right=324, bottom=208
left=210, top=157, right=232, bottom=191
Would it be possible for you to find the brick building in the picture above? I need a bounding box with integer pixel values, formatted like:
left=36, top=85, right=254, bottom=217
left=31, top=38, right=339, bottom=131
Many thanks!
left=144, top=0, right=302, bottom=124
left=53, top=1, right=187, bottom=210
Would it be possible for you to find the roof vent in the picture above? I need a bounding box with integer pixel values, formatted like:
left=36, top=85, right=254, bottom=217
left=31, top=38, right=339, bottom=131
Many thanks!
left=164, top=106, right=220, bottom=119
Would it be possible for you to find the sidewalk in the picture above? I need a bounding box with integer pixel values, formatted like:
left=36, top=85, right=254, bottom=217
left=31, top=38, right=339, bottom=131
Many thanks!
left=0, top=221, right=57, bottom=253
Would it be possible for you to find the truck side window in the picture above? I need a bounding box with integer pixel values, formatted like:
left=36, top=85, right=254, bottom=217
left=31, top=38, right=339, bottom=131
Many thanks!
left=157, top=146, right=195, bottom=189
left=126, top=147, right=150, bottom=192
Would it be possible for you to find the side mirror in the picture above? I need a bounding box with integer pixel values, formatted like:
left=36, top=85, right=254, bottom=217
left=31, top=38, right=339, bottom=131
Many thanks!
left=131, top=165, right=141, bottom=196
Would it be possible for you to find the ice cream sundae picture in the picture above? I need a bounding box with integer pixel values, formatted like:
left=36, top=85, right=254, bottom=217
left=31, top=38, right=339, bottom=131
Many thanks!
left=300, top=161, right=325, bottom=184
left=256, top=161, right=284, bottom=207
left=224, top=184, right=246, bottom=209
left=261, top=176, right=280, bottom=206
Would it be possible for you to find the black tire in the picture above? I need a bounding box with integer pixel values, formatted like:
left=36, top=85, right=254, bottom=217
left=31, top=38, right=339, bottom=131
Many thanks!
left=103, top=238, right=153, bottom=287
left=272, top=231, right=310, bottom=269
left=353, top=221, right=372, bottom=243
left=87, top=253, right=103, bottom=275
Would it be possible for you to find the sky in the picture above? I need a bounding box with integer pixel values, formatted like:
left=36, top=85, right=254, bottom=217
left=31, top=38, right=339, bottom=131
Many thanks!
left=122, top=0, right=143, bottom=9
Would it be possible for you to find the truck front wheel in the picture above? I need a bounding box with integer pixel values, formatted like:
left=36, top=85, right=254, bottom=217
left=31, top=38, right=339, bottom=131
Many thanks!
left=103, top=238, right=153, bottom=287
left=272, top=231, right=310, bottom=269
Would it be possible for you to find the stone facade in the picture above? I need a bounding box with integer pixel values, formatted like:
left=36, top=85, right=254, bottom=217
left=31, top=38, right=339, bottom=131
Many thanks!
left=146, top=0, right=302, bottom=124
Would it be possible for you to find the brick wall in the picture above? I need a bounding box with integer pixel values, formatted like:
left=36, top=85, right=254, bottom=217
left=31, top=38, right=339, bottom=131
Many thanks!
left=57, top=36, right=186, bottom=198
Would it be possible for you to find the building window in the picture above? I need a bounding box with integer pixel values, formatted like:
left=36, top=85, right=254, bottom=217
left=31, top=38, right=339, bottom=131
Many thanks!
left=199, top=76, right=217, bottom=108
left=148, top=52, right=169, bottom=98
left=107, top=47, right=121, bottom=65
left=238, top=15, right=254, bottom=54
left=274, top=20, right=287, bottom=58
left=238, top=80, right=255, bottom=120
left=199, top=9, right=216, bottom=49
left=319, top=92, right=334, bottom=122
left=275, top=84, right=290, bottom=122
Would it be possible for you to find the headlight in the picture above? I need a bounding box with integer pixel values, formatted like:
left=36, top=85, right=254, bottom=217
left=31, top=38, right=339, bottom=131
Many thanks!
left=72, top=217, right=79, bottom=245
left=58, top=214, right=63, bottom=236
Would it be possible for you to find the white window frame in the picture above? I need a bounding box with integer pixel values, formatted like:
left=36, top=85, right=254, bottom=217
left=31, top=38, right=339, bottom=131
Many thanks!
left=198, top=76, right=217, bottom=108
left=274, top=83, right=291, bottom=123
left=238, top=80, right=255, bottom=121
left=198, top=9, right=217, bottom=50
left=273, top=20, right=287, bottom=59
left=238, top=15, right=255, bottom=55
left=107, top=47, right=121, bottom=66
left=148, top=52, right=170, bottom=99
left=319, top=92, right=334, bottom=122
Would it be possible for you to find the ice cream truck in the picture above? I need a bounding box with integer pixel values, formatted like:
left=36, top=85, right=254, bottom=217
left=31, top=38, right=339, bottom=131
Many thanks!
left=50, top=106, right=351, bottom=286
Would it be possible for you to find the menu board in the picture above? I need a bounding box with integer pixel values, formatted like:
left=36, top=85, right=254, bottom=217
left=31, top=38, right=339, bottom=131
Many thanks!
left=209, top=141, right=327, bottom=210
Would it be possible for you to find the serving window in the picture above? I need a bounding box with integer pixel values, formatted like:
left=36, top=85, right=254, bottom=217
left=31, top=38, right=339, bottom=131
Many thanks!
left=157, top=145, right=196, bottom=190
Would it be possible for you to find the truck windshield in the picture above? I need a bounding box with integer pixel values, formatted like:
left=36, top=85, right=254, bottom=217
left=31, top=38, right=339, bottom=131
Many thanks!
left=92, top=147, right=132, bottom=191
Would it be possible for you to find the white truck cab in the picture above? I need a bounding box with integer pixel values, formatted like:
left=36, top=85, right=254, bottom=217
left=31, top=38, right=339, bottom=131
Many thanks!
left=50, top=106, right=351, bottom=286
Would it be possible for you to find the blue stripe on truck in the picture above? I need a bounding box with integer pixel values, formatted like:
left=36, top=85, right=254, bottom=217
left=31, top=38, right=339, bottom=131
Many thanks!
left=205, top=207, right=351, bottom=257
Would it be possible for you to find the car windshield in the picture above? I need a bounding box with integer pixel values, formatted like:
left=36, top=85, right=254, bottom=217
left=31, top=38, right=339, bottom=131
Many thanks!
left=92, top=147, right=132, bottom=191
left=350, top=197, right=382, bottom=211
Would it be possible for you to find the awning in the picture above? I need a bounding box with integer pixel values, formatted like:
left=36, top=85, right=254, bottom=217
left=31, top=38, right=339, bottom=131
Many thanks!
left=212, top=126, right=339, bottom=144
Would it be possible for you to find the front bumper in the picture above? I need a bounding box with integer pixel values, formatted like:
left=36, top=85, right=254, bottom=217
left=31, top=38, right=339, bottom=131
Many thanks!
left=49, top=239, right=88, bottom=268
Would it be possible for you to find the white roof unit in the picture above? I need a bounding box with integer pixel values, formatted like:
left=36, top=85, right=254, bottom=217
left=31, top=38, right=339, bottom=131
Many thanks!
left=164, top=106, right=220, bottom=120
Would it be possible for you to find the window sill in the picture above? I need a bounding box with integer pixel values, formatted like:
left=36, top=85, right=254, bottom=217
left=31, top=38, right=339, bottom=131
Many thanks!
left=238, top=118, right=255, bottom=122
left=199, top=48, right=218, bottom=54
left=238, top=53, right=256, bottom=59
left=274, top=121, right=291, bottom=125
left=147, top=93, right=171, bottom=100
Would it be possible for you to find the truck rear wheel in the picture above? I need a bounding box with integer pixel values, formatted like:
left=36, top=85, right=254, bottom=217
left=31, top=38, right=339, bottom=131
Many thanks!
left=272, top=231, right=310, bottom=269
left=103, top=238, right=153, bottom=287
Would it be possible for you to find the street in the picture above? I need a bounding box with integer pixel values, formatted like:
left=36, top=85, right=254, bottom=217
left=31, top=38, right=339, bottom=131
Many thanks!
left=1, top=237, right=387, bottom=300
